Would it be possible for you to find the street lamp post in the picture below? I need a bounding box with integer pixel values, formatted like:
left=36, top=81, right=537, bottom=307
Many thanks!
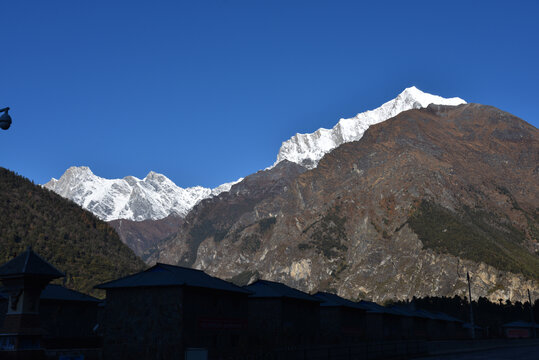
left=0, top=107, right=12, bottom=130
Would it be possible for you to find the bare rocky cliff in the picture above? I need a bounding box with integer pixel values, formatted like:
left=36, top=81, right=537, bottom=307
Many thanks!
left=150, top=104, right=539, bottom=303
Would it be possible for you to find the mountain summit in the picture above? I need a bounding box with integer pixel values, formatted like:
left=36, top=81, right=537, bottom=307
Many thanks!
left=44, top=167, right=240, bottom=222
left=275, top=86, right=466, bottom=168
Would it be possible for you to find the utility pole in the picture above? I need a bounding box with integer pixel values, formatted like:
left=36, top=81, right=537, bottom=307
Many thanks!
left=467, top=272, right=475, bottom=339
left=528, top=289, right=536, bottom=338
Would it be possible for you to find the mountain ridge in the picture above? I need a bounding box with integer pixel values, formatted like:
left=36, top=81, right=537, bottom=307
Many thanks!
left=275, top=86, right=466, bottom=168
left=149, top=103, right=538, bottom=303
left=44, top=166, right=241, bottom=222
left=44, top=87, right=464, bottom=224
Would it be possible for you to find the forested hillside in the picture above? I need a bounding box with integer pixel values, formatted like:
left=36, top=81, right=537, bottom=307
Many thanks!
left=0, top=167, right=145, bottom=296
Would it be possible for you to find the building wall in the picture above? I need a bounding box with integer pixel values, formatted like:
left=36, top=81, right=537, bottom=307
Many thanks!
left=181, top=287, right=249, bottom=357
left=40, top=300, right=99, bottom=339
left=340, top=307, right=366, bottom=342
left=364, top=313, right=384, bottom=340
left=382, top=314, right=403, bottom=340
left=320, top=307, right=368, bottom=344
left=397, top=316, right=415, bottom=340
left=102, top=287, right=184, bottom=360
left=247, top=298, right=320, bottom=349
left=247, top=298, right=283, bottom=349
left=441, top=321, right=462, bottom=340
left=411, top=317, right=429, bottom=340
left=281, top=298, right=319, bottom=345
left=320, top=307, right=342, bottom=342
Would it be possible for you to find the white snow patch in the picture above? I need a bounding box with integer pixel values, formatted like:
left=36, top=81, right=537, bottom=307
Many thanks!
left=43, top=166, right=241, bottom=222
left=275, top=86, right=466, bottom=169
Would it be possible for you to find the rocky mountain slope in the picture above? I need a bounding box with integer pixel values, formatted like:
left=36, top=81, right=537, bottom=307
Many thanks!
left=275, top=86, right=465, bottom=169
left=108, top=214, right=183, bottom=257
left=147, top=159, right=307, bottom=264
left=150, top=103, right=539, bottom=303
left=0, top=167, right=145, bottom=296
left=44, top=166, right=240, bottom=221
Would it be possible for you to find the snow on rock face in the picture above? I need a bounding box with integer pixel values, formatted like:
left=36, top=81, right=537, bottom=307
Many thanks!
left=43, top=166, right=240, bottom=222
left=275, top=86, right=466, bottom=169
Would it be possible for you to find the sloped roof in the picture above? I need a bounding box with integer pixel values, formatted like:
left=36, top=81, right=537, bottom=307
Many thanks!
left=95, top=263, right=250, bottom=294
left=314, top=292, right=367, bottom=310
left=0, top=247, right=64, bottom=279
left=387, top=306, right=463, bottom=322
left=0, top=284, right=99, bottom=303
left=244, top=280, right=321, bottom=302
left=356, top=300, right=389, bottom=314
left=313, top=297, right=463, bottom=323
left=41, top=284, right=100, bottom=303
left=385, top=305, right=418, bottom=317
left=425, top=310, right=463, bottom=323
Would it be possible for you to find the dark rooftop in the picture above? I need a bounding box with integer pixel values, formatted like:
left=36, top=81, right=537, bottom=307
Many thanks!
left=0, top=247, right=64, bottom=279
left=0, top=284, right=99, bottom=303
left=244, top=280, right=321, bottom=302
left=41, top=284, right=100, bottom=302
left=388, top=305, right=463, bottom=322
left=314, top=292, right=367, bottom=310
left=356, top=300, right=389, bottom=313
left=95, top=263, right=251, bottom=294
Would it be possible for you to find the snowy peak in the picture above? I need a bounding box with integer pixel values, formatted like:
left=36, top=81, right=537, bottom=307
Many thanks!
left=44, top=87, right=465, bottom=222
left=275, top=87, right=466, bottom=168
left=397, top=86, right=465, bottom=108
left=59, top=166, right=95, bottom=182
left=44, top=167, right=240, bottom=222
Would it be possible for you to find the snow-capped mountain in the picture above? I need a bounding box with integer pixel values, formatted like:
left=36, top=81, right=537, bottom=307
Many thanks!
left=44, top=166, right=240, bottom=222
left=45, top=87, right=464, bottom=223
left=275, top=86, right=466, bottom=168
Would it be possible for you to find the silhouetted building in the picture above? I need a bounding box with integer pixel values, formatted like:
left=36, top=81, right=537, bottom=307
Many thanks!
left=462, top=322, right=485, bottom=339
left=95, top=263, right=251, bottom=360
left=1, top=284, right=103, bottom=360
left=502, top=321, right=539, bottom=339
left=0, top=284, right=101, bottom=343
left=39, top=284, right=101, bottom=349
left=354, top=300, right=389, bottom=340
left=244, top=279, right=321, bottom=350
left=0, top=247, right=64, bottom=360
left=314, top=292, right=368, bottom=344
left=414, top=309, right=465, bottom=340
left=389, top=306, right=464, bottom=340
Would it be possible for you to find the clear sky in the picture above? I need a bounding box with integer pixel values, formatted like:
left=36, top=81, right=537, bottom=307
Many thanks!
left=1, top=0, right=538, bottom=188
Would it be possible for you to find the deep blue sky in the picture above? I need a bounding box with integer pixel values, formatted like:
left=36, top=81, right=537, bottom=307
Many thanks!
left=1, top=1, right=538, bottom=188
